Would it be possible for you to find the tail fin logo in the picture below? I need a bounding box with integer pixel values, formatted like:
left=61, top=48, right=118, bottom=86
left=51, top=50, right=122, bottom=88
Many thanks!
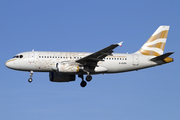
left=139, top=26, right=170, bottom=56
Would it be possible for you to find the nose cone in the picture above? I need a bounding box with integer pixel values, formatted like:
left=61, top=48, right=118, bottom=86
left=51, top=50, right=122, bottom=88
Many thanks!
left=5, top=59, right=14, bottom=69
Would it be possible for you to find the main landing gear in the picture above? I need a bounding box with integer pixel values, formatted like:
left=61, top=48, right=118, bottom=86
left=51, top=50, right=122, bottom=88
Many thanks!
left=86, top=75, right=92, bottom=82
left=78, top=74, right=92, bottom=87
left=28, top=70, right=33, bottom=83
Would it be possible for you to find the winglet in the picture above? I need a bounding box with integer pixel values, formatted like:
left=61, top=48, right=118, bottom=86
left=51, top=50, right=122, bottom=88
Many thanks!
left=118, top=41, right=123, bottom=47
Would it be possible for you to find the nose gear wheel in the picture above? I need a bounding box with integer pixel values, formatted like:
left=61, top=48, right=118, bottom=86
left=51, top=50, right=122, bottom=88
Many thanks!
left=28, top=78, right=33, bottom=83
left=28, top=70, right=33, bottom=83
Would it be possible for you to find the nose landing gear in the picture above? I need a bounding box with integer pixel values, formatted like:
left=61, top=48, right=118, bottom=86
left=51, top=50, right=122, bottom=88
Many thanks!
left=28, top=78, right=33, bottom=83
left=28, top=71, right=33, bottom=83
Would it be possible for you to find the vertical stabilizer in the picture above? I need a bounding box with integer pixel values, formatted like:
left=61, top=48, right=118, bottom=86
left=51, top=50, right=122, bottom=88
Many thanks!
left=136, top=26, right=170, bottom=56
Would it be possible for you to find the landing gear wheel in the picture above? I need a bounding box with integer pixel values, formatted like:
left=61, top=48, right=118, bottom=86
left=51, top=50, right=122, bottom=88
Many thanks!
left=28, top=71, right=33, bottom=83
left=86, top=75, right=92, bottom=82
left=80, top=81, right=87, bottom=87
left=28, top=78, right=33, bottom=83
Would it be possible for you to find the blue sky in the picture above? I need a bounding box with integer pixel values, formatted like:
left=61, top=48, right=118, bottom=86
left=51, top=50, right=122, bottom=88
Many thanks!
left=1, top=0, right=180, bottom=120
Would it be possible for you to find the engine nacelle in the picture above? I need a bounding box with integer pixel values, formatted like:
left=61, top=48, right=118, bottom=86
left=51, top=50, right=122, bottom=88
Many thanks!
left=49, top=72, right=75, bottom=82
left=52, top=62, right=83, bottom=73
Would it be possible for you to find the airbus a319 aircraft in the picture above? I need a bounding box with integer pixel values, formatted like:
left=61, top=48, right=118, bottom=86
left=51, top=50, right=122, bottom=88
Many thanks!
left=5, top=26, right=174, bottom=87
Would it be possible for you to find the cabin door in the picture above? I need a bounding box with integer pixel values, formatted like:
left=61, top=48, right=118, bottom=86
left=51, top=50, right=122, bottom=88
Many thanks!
left=132, top=54, right=139, bottom=66
left=28, top=50, right=35, bottom=63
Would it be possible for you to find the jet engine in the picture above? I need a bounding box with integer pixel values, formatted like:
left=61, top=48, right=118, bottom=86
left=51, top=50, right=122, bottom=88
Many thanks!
left=49, top=72, right=75, bottom=82
left=52, top=62, right=84, bottom=73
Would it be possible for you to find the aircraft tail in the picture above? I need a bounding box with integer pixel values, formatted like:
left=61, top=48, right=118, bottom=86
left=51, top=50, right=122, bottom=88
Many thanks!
left=136, top=26, right=170, bottom=56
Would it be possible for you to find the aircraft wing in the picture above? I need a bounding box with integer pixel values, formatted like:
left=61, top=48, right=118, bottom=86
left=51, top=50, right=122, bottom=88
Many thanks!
left=76, top=42, right=123, bottom=66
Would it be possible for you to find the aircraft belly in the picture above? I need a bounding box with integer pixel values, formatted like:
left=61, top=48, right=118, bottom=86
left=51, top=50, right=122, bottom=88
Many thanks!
left=98, top=61, right=131, bottom=73
left=94, top=66, right=107, bottom=73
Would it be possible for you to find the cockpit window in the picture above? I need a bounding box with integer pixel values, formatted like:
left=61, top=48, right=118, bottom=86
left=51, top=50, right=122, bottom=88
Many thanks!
left=13, top=55, right=23, bottom=58
left=13, top=56, right=18, bottom=58
left=20, top=55, right=23, bottom=58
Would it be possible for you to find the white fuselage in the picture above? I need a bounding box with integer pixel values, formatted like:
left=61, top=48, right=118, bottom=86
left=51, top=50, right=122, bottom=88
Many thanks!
left=5, top=51, right=158, bottom=74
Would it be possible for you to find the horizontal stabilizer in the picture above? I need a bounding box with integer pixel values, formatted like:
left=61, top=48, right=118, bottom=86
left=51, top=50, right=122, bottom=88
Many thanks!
left=150, top=52, right=174, bottom=61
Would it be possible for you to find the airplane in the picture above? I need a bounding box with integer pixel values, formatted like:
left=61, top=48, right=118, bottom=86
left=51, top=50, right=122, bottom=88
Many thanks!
left=5, top=26, right=174, bottom=87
